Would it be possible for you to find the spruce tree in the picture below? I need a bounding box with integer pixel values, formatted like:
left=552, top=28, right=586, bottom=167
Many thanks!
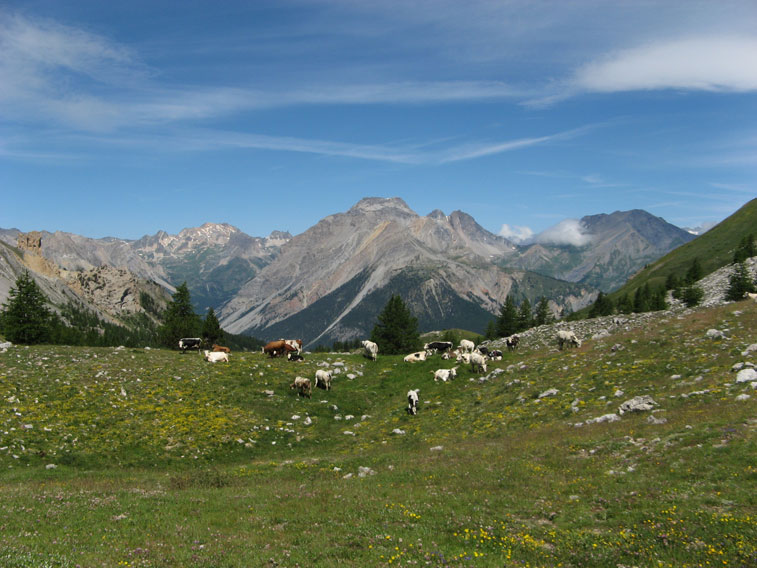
left=369, top=295, right=420, bottom=355
left=733, top=234, right=755, bottom=264
left=685, top=258, right=703, bottom=285
left=484, top=320, right=497, bottom=340
left=533, top=296, right=551, bottom=327
left=158, top=282, right=201, bottom=348
left=202, top=307, right=224, bottom=345
left=0, top=271, right=53, bottom=344
left=589, top=291, right=614, bottom=318
left=495, top=295, right=519, bottom=337
left=517, top=298, right=532, bottom=332
left=725, top=262, right=756, bottom=302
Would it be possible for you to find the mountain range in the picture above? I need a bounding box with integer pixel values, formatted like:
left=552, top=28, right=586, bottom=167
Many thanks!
left=0, top=197, right=695, bottom=347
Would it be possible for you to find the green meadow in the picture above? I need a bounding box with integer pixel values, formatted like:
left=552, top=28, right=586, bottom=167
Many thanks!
left=1, top=302, right=756, bottom=567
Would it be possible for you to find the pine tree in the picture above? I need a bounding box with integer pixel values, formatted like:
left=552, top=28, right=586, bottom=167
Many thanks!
left=533, top=296, right=551, bottom=327
left=0, top=271, right=53, bottom=344
left=369, top=295, right=420, bottom=355
left=616, top=293, right=633, bottom=314
left=725, top=262, right=756, bottom=302
left=517, top=298, right=532, bottom=332
left=589, top=291, right=614, bottom=318
left=733, top=234, right=755, bottom=264
left=158, top=282, right=201, bottom=348
left=685, top=258, right=703, bottom=285
left=484, top=320, right=497, bottom=340
left=681, top=285, right=704, bottom=307
left=495, top=295, right=519, bottom=337
left=202, top=307, right=223, bottom=345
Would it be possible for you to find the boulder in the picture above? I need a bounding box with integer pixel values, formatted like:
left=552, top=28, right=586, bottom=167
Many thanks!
left=736, top=368, right=757, bottom=383
left=618, top=395, right=658, bottom=415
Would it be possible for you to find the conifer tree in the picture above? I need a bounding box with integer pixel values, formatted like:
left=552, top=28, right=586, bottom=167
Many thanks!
left=158, top=282, right=201, bottom=347
left=369, top=295, right=420, bottom=355
left=733, top=234, right=755, bottom=264
left=495, top=295, right=519, bottom=337
left=685, top=258, right=703, bottom=285
left=0, top=271, right=53, bottom=344
left=202, top=307, right=224, bottom=345
left=484, top=320, right=497, bottom=340
left=616, top=293, right=633, bottom=314
left=589, top=291, right=614, bottom=318
left=517, top=298, right=532, bottom=332
left=725, top=262, right=756, bottom=302
left=533, top=296, right=551, bottom=327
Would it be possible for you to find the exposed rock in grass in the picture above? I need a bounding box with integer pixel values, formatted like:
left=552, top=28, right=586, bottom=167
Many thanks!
left=391, top=429, right=405, bottom=435
left=736, top=369, right=757, bottom=383
left=584, top=413, right=620, bottom=425
left=706, top=329, right=726, bottom=340
left=618, top=396, right=657, bottom=414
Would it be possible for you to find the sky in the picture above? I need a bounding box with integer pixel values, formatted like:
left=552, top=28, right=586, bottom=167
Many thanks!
left=1, top=0, right=756, bottom=243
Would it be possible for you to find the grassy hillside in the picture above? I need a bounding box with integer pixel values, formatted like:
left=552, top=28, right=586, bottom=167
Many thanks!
left=611, top=198, right=757, bottom=300
left=1, top=301, right=756, bottom=566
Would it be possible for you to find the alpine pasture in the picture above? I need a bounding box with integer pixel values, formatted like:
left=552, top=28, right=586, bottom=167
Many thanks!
left=1, top=302, right=756, bottom=567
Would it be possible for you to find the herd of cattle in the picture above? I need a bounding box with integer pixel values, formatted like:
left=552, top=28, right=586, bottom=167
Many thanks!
left=178, top=328, right=584, bottom=415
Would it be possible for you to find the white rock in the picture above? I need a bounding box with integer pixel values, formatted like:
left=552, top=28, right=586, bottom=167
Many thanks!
left=618, top=396, right=657, bottom=415
left=736, top=369, right=757, bottom=383
left=538, top=388, right=559, bottom=398
left=45, top=464, right=57, bottom=470
left=735, top=394, right=751, bottom=401
left=303, top=417, right=312, bottom=426
left=586, top=413, right=620, bottom=425
left=358, top=466, right=376, bottom=477
left=705, top=329, right=726, bottom=340
left=430, top=446, right=444, bottom=451
left=391, top=429, right=405, bottom=435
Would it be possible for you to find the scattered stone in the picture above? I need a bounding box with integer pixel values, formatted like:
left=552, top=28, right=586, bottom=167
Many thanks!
left=618, top=396, right=658, bottom=415
left=291, top=415, right=300, bottom=421
left=736, top=369, right=757, bottom=383
left=742, top=344, right=757, bottom=356
left=647, top=414, right=668, bottom=425
left=705, top=329, right=726, bottom=340
left=430, top=446, right=444, bottom=451
left=303, top=417, right=312, bottom=426
left=391, top=429, right=405, bottom=435
left=585, top=413, right=620, bottom=425
left=45, top=464, right=57, bottom=470
left=735, top=394, right=751, bottom=401
left=539, top=388, right=559, bottom=398
left=358, top=466, right=376, bottom=477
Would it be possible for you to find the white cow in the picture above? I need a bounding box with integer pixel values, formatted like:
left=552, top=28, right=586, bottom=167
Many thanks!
left=290, top=376, right=312, bottom=398
left=432, top=367, right=458, bottom=382
left=406, top=389, right=419, bottom=415
left=556, top=330, right=582, bottom=350
left=203, top=350, right=229, bottom=363
left=404, top=351, right=427, bottom=362
left=362, top=340, right=378, bottom=361
left=456, top=352, right=471, bottom=364
left=315, top=369, right=333, bottom=391
left=459, top=339, right=475, bottom=353
left=747, top=292, right=757, bottom=303
left=470, top=352, right=487, bottom=374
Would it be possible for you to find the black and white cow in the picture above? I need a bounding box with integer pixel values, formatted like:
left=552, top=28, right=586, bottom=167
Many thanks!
left=423, top=341, right=453, bottom=354
left=178, top=338, right=202, bottom=353
left=406, top=389, right=419, bottom=415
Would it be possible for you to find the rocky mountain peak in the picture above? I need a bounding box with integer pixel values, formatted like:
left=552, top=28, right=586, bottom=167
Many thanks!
left=427, top=209, right=447, bottom=221
left=348, top=197, right=416, bottom=218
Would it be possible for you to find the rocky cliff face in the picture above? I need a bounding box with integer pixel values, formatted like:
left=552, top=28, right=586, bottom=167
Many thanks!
left=219, top=198, right=593, bottom=344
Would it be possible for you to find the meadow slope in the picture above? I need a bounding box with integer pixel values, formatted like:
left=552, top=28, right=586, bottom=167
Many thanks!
left=1, top=300, right=756, bottom=567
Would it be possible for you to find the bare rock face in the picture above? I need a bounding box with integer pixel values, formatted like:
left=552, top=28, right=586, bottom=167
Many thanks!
left=17, top=231, right=43, bottom=253
left=63, top=266, right=166, bottom=317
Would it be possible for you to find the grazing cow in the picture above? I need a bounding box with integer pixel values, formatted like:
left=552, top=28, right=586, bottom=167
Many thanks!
left=203, top=350, right=229, bottom=363
left=212, top=344, right=230, bottom=353
left=404, top=351, right=427, bottom=362
left=362, top=340, right=378, bottom=361
left=475, top=345, right=490, bottom=356
left=505, top=335, right=520, bottom=351
left=287, top=352, right=304, bottom=362
left=556, top=330, right=582, bottom=350
left=263, top=340, right=297, bottom=358
left=406, top=389, right=419, bottom=415
left=432, top=367, right=458, bottom=382
left=424, top=341, right=453, bottom=354
left=178, top=338, right=202, bottom=353
left=456, top=352, right=472, bottom=364
left=284, top=339, right=303, bottom=353
left=315, top=369, right=333, bottom=391
left=459, top=339, right=475, bottom=353
left=470, top=352, right=487, bottom=374
left=290, top=376, right=312, bottom=398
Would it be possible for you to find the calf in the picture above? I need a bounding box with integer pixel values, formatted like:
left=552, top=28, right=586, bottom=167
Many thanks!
left=212, top=344, right=230, bottom=353
left=406, top=389, right=419, bottom=415
left=315, top=369, right=333, bottom=391
left=489, top=349, right=503, bottom=361
left=470, top=352, right=487, bottom=374
left=432, top=367, right=458, bottom=382
left=287, top=352, right=304, bottom=362
left=290, top=376, right=312, bottom=398
left=404, top=351, right=427, bottom=362
left=203, top=350, right=229, bottom=363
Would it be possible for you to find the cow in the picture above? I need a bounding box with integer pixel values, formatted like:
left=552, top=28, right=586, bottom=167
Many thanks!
left=432, top=367, right=458, bottom=382
left=505, top=335, right=520, bottom=351
left=203, top=350, right=229, bottom=363
left=362, top=340, right=378, bottom=361
left=263, top=340, right=298, bottom=358
left=212, top=344, right=230, bottom=353
left=315, top=369, right=333, bottom=391
left=404, top=351, right=427, bottom=362
left=489, top=349, right=503, bottom=361
left=424, top=341, right=453, bottom=354
left=470, top=352, right=487, bottom=374
left=475, top=345, right=490, bottom=357
left=406, top=389, right=419, bottom=415
left=178, top=338, right=202, bottom=353
left=557, top=330, right=582, bottom=350
left=459, top=339, right=475, bottom=353
left=284, top=339, right=303, bottom=353
left=290, top=376, right=312, bottom=398
left=747, top=292, right=757, bottom=303
left=287, top=352, right=304, bottom=362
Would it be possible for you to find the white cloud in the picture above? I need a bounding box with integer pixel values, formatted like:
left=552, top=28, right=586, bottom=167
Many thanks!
left=498, top=224, right=534, bottom=243
left=534, top=219, right=593, bottom=247
left=572, top=36, right=757, bottom=93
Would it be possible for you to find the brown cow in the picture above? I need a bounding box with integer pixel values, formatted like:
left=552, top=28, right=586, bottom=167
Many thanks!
left=263, top=340, right=297, bottom=358
left=212, top=344, right=231, bottom=353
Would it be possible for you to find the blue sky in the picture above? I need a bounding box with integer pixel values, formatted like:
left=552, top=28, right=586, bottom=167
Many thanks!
left=1, top=1, right=755, bottom=242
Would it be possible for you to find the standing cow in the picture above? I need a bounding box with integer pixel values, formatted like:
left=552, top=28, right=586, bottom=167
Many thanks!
left=362, top=340, right=378, bottom=361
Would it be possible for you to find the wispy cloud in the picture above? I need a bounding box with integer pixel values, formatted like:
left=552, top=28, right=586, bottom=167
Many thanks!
left=534, top=219, right=593, bottom=247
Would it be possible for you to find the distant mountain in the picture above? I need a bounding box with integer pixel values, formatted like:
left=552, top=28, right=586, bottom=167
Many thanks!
left=609, top=197, right=757, bottom=300
left=508, top=209, right=695, bottom=291
left=219, top=198, right=594, bottom=346
left=0, top=223, right=291, bottom=314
